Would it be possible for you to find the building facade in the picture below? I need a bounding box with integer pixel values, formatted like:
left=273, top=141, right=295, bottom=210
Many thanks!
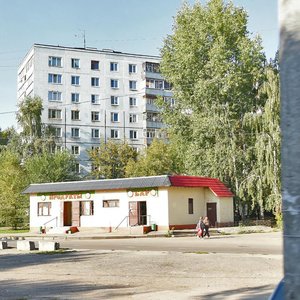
left=17, top=44, right=173, bottom=174
left=23, top=175, right=234, bottom=233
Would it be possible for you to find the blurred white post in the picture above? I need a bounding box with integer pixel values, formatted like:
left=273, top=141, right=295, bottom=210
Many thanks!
left=280, top=0, right=300, bottom=298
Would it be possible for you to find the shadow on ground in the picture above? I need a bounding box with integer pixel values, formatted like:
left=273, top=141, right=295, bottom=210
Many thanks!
left=0, top=279, right=135, bottom=299
left=193, top=284, right=273, bottom=300
left=0, top=251, right=106, bottom=271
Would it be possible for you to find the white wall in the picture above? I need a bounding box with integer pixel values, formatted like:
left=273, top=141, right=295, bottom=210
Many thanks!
left=218, top=197, right=234, bottom=223
left=168, top=187, right=206, bottom=225
left=30, top=187, right=170, bottom=229
left=30, top=194, right=62, bottom=228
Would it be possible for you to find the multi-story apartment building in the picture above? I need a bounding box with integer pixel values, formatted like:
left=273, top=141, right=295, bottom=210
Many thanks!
left=17, top=44, right=173, bottom=175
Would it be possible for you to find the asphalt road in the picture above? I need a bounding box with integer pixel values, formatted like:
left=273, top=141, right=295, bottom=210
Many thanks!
left=0, top=232, right=283, bottom=299
left=59, top=232, right=282, bottom=255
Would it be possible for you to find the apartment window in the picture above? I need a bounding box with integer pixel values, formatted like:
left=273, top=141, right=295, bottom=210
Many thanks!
left=48, top=91, right=62, bottom=101
left=53, top=127, right=62, bottom=137
left=129, top=80, right=137, bottom=90
left=164, top=81, right=172, bottom=90
left=111, top=112, right=119, bottom=122
left=129, top=114, right=138, bottom=123
left=110, top=79, right=119, bottom=89
left=71, top=93, right=80, bottom=103
left=49, top=144, right=62, bottom=154
left=71, top=110, right=80, bottom=120
left=103, top=200, right=119, bottom=207
left=91, top=77, right=100, bottom=87
left=111, top=129, right=120, bottom=139
left=91, top=146, right=100, bottom=152
left=146, top=78, right=163, bottom=89
left=48, top=73, right=62, bottom=84
left=71, top=58, right=80, bottom=69
left=91, top=111, right=100, bottom=122
left=91, top=60, right=99, bottom=70
left=91, top=128, right=100, bottom=138
left=164, top=96, right=175, bottom=107
left=74, top=163, right=80, bottom=174
left=145, top=62, right=160, bottom=73
left=146, top=129, right=156, bottom=138
left=71, top=145, right=80, bottom=155
left=80, top=201, right=94, bottom=215
left=71, top=127, right=80, bottom=138
left=48, top=109, right=62, bottom=120
left=38, top=202, right=51, bottom=216
left=129, top=97, right=137, bottom=106
left=129, top=130, right=138, bottom=140
left=188, top=198, right=194, bottom=214
left=71, top=75, right=80, bottom=85
left=48, top=56, right=62, bottom=67
left=146, top=98, right=155, bottom=105
left=111, top=96, right=119, bottom=106
left=110, top=62, right=118, bottom=71
left=91, top=94, right=100, bottom=104
left=129, top=64, right=137, bottom=74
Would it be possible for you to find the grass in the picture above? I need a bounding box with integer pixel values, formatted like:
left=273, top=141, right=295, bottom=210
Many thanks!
left=0, top=228, right=29, bottom=234
left=36, top=249, right=73, bottom=255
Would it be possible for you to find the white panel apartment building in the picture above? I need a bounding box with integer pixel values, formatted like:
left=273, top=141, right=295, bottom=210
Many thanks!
left=17, top=44, right=173, bottom=175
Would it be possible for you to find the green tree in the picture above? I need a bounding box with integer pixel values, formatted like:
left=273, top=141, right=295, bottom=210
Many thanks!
left=88, top=141, right=137, bottom=179
left=159, top=0, right=266, bottom=216
left=0, top=128, right=9, bottom=146
left=0, top=151, right=28, bottom=228
left=125, top=139, right=180, bottom=177
left=16, top=96, right=56, bottom=158
left=241, top=64, right=280, bottom=219
left=24, top=150, right=79, bottom=183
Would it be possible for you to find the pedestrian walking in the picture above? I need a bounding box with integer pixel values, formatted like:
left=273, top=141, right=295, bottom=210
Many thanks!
left=196, top=216, right=205, bottom=238
left=203, top=216, right=210, bottom=238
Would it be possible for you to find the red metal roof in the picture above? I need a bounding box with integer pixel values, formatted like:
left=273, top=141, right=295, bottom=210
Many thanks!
left=169, top=175, right=234, bottom=197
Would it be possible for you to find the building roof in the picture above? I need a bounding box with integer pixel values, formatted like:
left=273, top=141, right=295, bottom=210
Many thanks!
left=22, top=175, right=234, bottom=198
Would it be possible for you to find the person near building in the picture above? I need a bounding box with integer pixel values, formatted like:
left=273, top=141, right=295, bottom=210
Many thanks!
left=196, top=216, right=205, bottom=238
left=203, top=216, right=210, bottom=238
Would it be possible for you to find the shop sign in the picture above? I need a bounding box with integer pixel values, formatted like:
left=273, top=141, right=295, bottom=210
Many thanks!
left=127, top=188, right=158, bottom=197
left=38, top=191, right=94, bottom=201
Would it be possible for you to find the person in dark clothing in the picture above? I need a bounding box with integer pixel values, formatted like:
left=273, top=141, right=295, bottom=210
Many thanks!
left=203, top=216, right=210, bottom=238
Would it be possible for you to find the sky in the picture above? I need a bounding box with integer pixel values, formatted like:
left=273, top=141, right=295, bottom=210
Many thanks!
left=0, top=0, right=278, bottom=130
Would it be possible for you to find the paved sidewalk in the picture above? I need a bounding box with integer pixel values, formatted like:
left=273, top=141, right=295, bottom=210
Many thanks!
left=0, top=226, right=276, bottom=241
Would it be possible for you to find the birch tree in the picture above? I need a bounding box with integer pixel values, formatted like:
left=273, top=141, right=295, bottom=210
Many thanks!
left=159, top=0, right=266, bottom=215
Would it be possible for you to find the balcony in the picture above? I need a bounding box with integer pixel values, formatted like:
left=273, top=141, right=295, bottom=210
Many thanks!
left=145, top=88, right=172, bottom=97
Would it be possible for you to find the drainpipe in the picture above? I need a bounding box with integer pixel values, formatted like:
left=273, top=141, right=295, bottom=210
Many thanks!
left=280, top=1, right=300, bottom=298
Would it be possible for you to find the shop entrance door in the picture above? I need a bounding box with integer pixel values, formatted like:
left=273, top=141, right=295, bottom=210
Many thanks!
left=207, top=203, right=217, bottom=227
left=129, top=201, right=147, bottom=226
left=64, top=202, right=72, bottom=226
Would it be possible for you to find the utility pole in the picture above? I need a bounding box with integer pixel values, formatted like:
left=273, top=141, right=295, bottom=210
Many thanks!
left=280, top=0, right=300, bottom=298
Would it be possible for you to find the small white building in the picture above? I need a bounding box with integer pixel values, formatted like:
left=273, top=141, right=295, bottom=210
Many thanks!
left=23, top=175, right=234, bottom=233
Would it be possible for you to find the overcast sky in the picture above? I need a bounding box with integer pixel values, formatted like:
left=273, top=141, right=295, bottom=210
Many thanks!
left=0, top=0, right=278, bottom=130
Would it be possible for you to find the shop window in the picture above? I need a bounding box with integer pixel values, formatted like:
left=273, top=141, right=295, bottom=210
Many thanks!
left=103, top=200, right=119, bottom=208
left=80, top=201, right=94, bottom=216
left=38, top=202, right=51, bottom=216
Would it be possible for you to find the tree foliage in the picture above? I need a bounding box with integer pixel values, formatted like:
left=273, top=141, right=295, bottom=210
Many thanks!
left=16, top=96, right=56, bottom=158
left=159, top=0, right=277, bottom=217
left=0, top=96, right=80, bottom=227
left=88, top=141, right=138, bottom=179
left=24, top=151, right=79, bottom=183
left=125, top=139, right=181, bottom=177
left=0, top=151, right=28, bottom=228
left=241, top=64, right=280, bottom=217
